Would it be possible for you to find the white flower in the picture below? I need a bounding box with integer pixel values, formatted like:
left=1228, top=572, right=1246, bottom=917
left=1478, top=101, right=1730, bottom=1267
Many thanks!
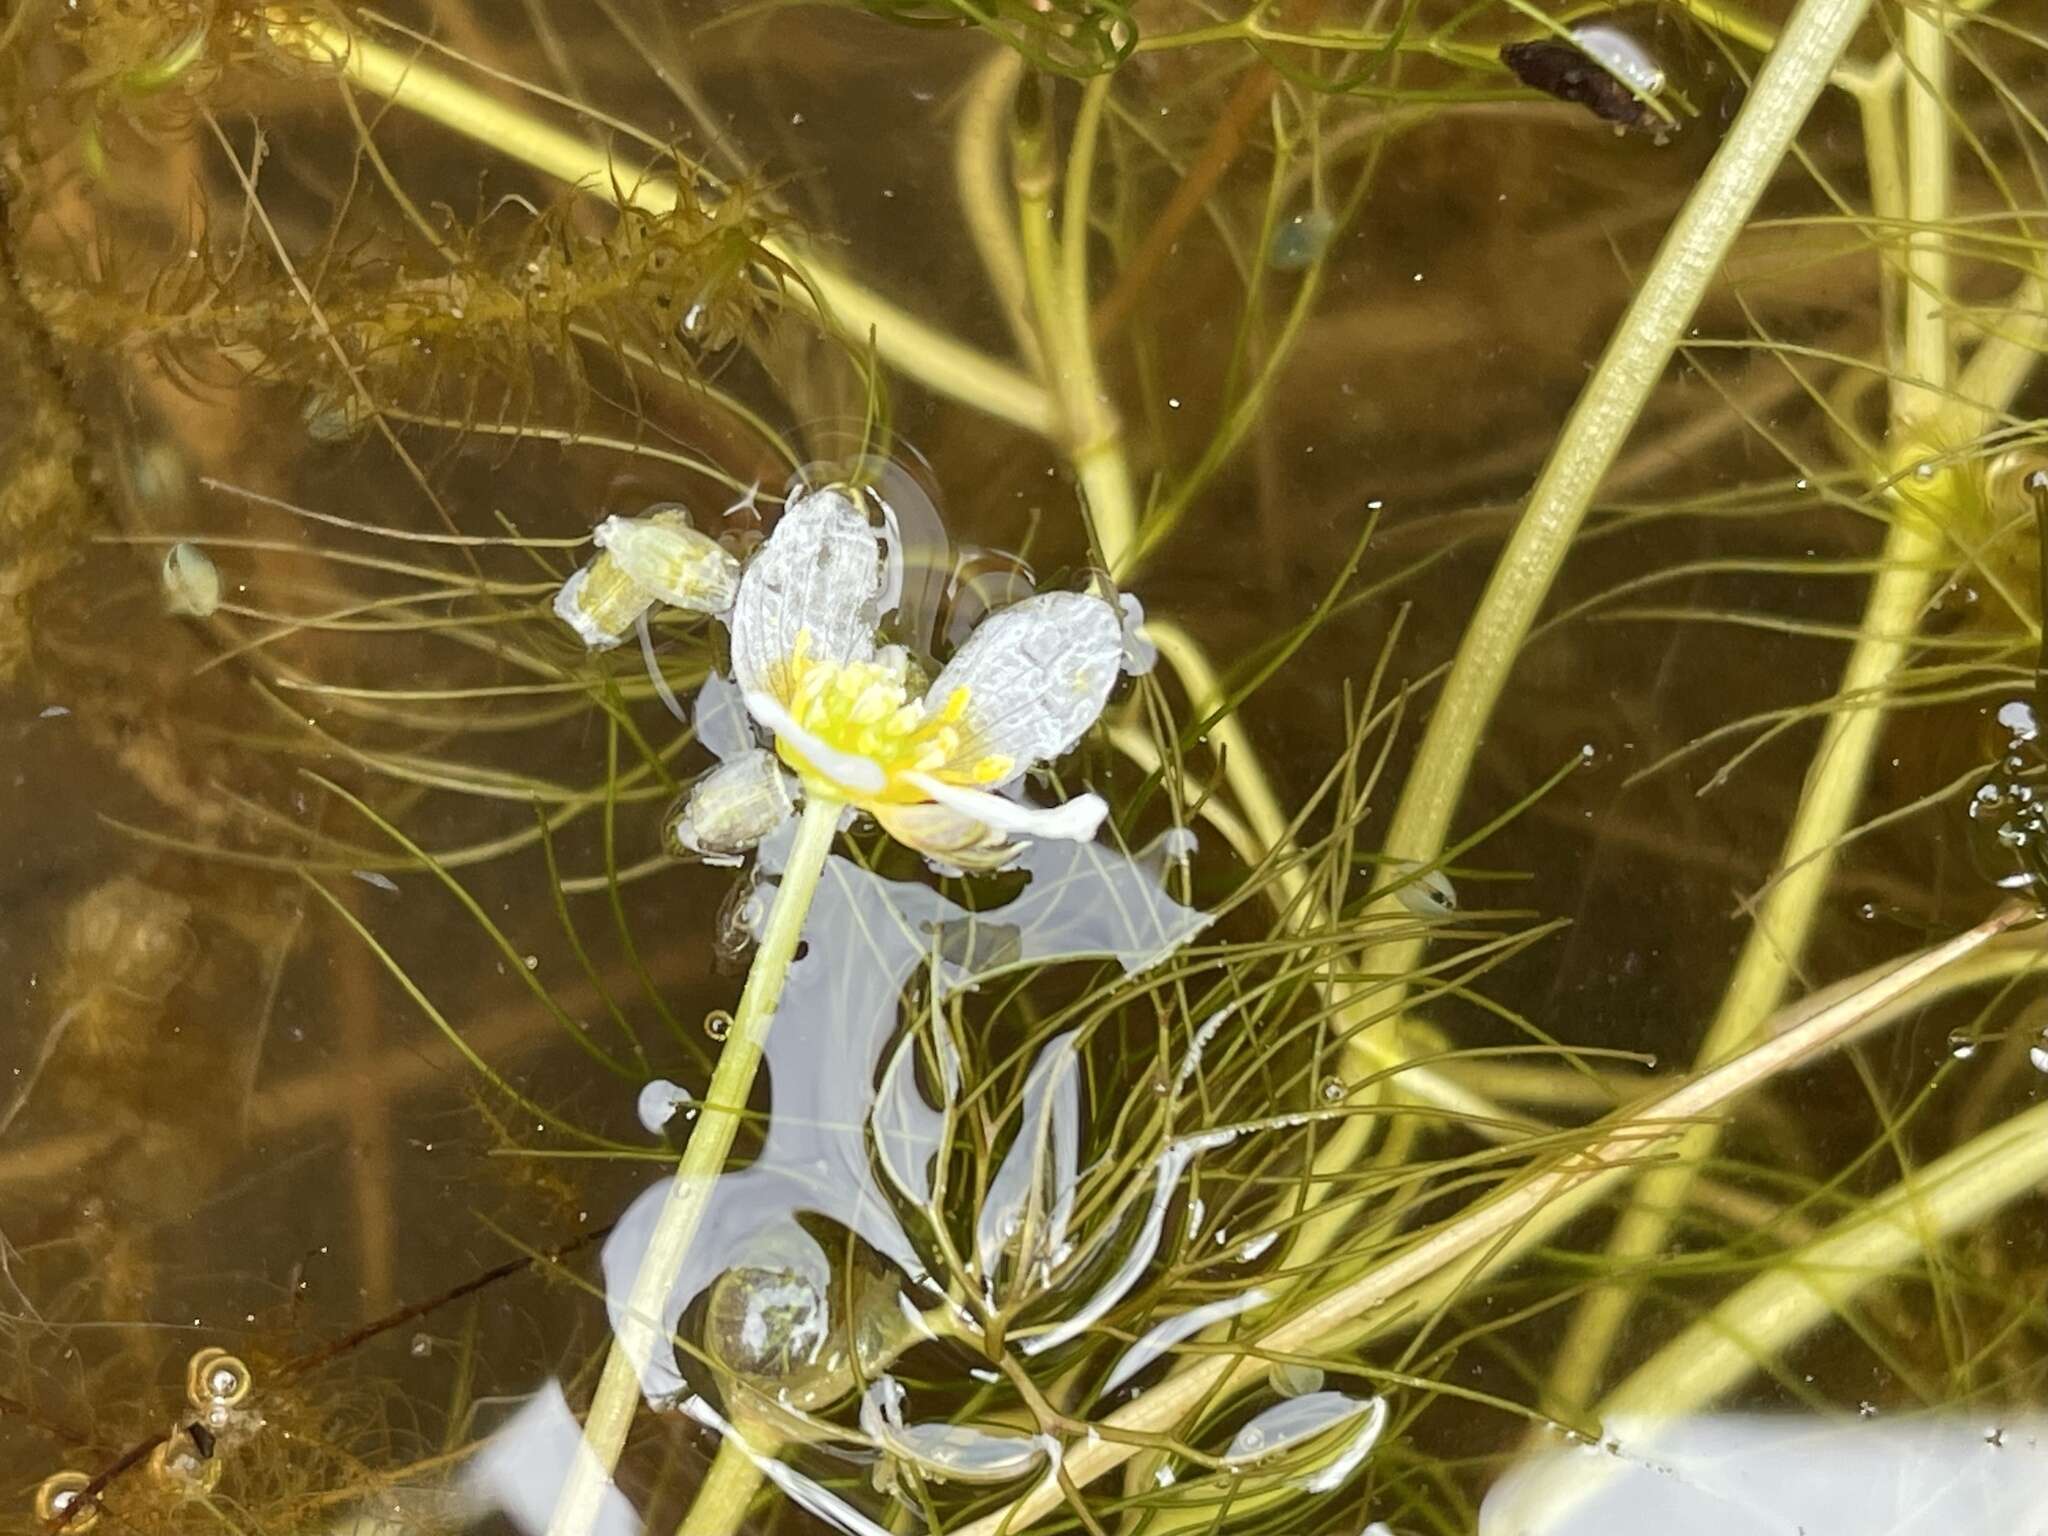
left=718, top=487, right=1123, bottom=868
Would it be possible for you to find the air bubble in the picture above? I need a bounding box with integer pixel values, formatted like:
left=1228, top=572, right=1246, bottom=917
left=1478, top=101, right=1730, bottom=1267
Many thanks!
left=705, top=1010, right=733, bottom=1042
left=1948, top=1032, right=1979, bottom=1061
left=1319, top=1076, right=1346, bottom=1105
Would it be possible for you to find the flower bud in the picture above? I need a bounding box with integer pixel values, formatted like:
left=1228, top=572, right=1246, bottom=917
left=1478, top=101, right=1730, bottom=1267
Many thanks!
left=594, top=508, right=739, bottom=613
left=667, top=749, right=795, bottom=864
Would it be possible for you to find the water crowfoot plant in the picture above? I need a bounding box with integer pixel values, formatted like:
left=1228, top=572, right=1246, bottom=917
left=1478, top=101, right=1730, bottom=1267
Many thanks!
left=543, top=484, right=1127, bottom=1536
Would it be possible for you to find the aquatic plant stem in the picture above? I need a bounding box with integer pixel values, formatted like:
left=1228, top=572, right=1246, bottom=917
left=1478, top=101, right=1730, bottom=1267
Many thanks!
left=674, top=1428, right=774, bottom=1536
left=1541, top=10, right=1964, bottom=1414
left=542, top=794, right=842, bottom=1536
left=1014, top=74, right=1140, bottom=574
left=1288, top=0, right=1878, bottom=1271
left=267, top=16, right=1055, bottom=437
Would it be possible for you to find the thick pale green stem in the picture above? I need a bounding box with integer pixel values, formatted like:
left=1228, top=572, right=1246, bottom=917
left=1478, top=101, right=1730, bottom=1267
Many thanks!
left=1014, top=74, right=1139, bottom=573
left=1544, top=6, right=1963, bottom=1413
left=1293, top=0, right=1878, bottom=1271
left=674, top=1428, right=775, bottom=1536
left=543, top=795, right=842, bottom=1536
left=270, top=17, right=1054, bottom=436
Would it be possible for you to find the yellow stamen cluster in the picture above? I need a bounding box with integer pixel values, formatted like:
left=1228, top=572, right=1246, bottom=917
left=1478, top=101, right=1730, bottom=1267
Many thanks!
left=778, top=631, right=1011, bottom=802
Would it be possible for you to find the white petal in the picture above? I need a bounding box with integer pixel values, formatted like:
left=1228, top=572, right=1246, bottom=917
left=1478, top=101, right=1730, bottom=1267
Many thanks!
left=928, top=593, right=1121, bottom=782
left=553, top=563, right=647, bottom=650
left=872, top=801, right=1017, bottom=870
left=728, top=488, right=883, bottom=699
left=744, top=690, right=886, bottom=796
left=903, top=773, right=1106, bottom=843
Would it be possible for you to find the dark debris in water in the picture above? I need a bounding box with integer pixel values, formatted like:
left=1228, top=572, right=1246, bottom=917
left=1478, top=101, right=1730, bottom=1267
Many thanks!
left=1501, top=39, right=1660, bottom=134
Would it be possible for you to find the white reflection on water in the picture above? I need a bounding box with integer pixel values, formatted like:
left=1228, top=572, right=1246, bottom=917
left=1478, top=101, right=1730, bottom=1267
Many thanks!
left=1482, top=1414, right=2048, bottom=1536
left=602, top=831, right=1210, bottom=1405
left=460, top=1380, right=641, bottom=1536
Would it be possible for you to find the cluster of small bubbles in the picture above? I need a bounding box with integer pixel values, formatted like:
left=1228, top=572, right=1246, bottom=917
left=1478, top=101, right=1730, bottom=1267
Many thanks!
left=34, top=1470, right=97, bottom=1531
left=1858, top=901, right=1880, bottom=921
left=1966, top=760, right=2048, bottom=890
left=704, top=1009, right=733, bottom=1042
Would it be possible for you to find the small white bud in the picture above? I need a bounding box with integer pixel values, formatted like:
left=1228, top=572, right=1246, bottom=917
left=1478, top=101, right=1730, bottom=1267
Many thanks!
left=668, top=749, right=796, bottom=863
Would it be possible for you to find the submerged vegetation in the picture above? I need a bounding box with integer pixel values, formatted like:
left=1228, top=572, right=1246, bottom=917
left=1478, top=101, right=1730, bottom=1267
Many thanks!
left=4, top=1, right=2048, bottom=1534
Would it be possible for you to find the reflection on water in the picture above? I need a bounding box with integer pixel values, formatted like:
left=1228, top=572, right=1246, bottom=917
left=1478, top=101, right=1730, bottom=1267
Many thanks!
left=601, top=830, right=1208, bottom=1407
left=1482, top=1415, right=2048, bottom=1536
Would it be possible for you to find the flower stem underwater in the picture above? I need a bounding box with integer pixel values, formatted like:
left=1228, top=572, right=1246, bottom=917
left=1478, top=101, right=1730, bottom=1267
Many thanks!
left=543, top=793, right=843, bottom=1536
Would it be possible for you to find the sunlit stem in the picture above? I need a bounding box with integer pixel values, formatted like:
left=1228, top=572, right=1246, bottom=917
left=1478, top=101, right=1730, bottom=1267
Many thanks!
left=542, top=793, right=843, bottom=1536
left=1014, top=73, right=1140, bottom=575
left=265, top=15, right=1054, bottom=437
left=674, top=1424, right=778, bottom=1536
left=1291, top=0, right=1880, bottom=1273
left=1543, top=4, right=1973, bottom=1415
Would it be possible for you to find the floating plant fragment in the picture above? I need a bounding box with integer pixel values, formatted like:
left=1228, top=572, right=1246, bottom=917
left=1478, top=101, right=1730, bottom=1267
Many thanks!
left=161, top=540, right=220, bottom=617
left=729, top=487, right=1124, bottom=867
left=554, top=506, right=739, bottom=649
left=1501, top=25, right=1668, bottom=133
